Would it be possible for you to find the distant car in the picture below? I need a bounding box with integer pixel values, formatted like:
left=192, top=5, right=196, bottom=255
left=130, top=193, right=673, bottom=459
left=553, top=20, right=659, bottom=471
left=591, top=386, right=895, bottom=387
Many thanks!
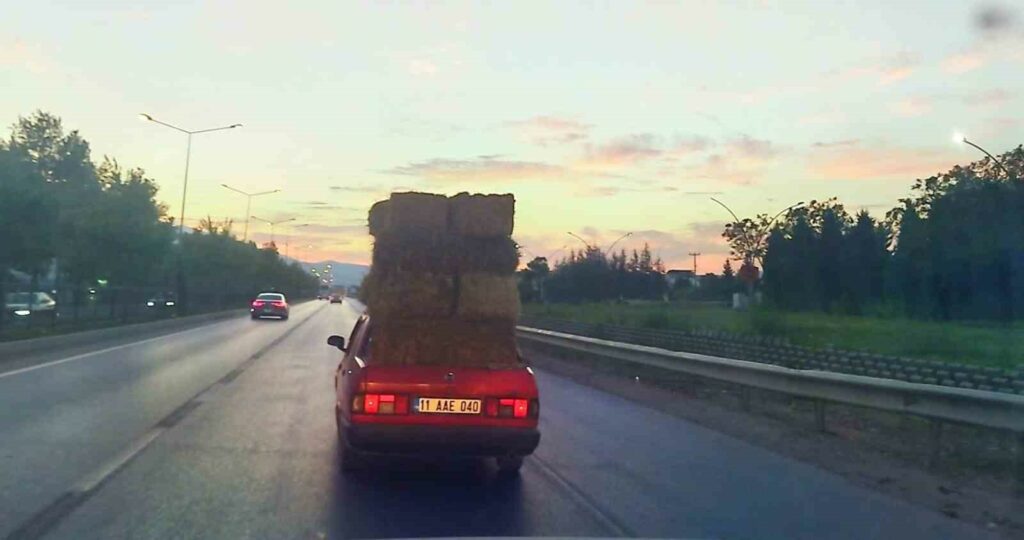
left=328, top=314, right=540, bottom=475
left=251, top=292, right=289, bottom=320
left=145, top=293, right=177, bottom=311
left=317, top=294, right=326, bottom=300
left=5, top=292, right=57, bottom=321
left=329, top=294, right=343, bottom=304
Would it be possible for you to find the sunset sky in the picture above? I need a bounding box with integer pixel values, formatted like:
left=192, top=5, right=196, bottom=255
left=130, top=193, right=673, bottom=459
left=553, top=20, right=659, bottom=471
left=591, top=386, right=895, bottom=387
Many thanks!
left=3, top=1, right=1021, bottom=272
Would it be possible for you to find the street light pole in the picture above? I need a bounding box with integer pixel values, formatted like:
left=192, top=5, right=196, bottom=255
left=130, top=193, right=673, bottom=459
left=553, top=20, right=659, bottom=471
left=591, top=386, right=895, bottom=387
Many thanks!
left=139, top=114, right=242, bottom=235
left=606, top=232, right=633, bottom=253
left=220, top=184, right=280, bottom=241
left=567, top=231, right=594, bottom=250
left=139, top=113, right=241, bottom=314
left=953, top=133, right=1015, bottom=180
left=710, top=197, right=803, bottom=266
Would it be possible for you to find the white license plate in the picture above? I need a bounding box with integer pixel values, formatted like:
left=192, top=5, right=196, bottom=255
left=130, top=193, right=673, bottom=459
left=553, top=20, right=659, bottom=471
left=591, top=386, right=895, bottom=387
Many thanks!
left=417, top=398, right=481, bottom=415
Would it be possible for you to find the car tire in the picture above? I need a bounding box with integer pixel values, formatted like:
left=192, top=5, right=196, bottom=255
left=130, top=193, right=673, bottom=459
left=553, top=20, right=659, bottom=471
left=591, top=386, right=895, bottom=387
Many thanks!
left=496, top=455, right=524, bottom=477
left=250, top=314, right=258, bottom=320
left=282, top=315, right=289, bottom=321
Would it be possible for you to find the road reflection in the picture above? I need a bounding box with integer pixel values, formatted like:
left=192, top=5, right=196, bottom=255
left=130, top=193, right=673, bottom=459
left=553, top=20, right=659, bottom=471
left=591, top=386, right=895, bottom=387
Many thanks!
left=326, top=445, right=534, bottom=539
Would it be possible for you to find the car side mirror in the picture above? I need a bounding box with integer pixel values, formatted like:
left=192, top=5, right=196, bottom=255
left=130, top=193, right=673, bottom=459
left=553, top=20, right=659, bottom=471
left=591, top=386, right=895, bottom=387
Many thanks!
left=327, top=335, right=347, bottom=351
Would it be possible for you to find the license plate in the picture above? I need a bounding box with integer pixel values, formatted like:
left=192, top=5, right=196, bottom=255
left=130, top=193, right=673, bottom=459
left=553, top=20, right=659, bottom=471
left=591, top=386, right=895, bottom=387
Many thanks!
left=417, top=397, right=481, bottom=415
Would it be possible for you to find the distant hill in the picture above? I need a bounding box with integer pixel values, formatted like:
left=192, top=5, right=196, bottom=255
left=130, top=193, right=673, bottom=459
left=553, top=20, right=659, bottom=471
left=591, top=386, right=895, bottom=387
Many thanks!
left=294, top=260, right=369, bottom=287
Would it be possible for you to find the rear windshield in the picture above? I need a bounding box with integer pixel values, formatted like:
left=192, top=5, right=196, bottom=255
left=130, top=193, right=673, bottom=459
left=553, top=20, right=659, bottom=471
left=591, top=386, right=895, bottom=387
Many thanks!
left=257, top=293, right=284, bottom=301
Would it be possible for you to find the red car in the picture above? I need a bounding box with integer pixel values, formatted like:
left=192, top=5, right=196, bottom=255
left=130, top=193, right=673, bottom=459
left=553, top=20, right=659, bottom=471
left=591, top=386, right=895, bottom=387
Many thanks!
left=250, top=292, right=289, bottom=320
left=328, top=314, right=540, bottom=475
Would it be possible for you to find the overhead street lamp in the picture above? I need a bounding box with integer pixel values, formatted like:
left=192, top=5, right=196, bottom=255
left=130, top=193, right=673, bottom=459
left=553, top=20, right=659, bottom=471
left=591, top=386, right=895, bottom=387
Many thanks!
left=606, top=232, right=633, bottom=253
left=953, top=133, right=1015, bottom=180
left=251, top=216, right=295, bottom=245
left=220, top=184, right=280, bottom=241
left=710, top=197, right=804, bottom=266
left=566, top=231, right=594, bottom=250
left=138, top=114, right=242, bottom=236
left=139, top=113, right=241, bottom=315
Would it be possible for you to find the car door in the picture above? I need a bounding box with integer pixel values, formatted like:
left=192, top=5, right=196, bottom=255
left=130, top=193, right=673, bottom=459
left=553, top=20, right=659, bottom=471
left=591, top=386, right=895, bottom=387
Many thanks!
left=336, top=316, right=369, bottom=423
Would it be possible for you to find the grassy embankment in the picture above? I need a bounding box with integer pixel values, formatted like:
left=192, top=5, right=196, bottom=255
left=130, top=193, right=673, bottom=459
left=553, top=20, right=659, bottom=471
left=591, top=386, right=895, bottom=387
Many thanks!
left=523, top=302, right=1024, bottom=370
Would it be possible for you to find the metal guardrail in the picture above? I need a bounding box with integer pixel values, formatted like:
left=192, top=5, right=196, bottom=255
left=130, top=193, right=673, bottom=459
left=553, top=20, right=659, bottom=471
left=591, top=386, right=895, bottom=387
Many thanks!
left=517, top=326, right=1024, bottom=434
left=518, top=325, right=1024, bottom=490
left=518, top=316, right=1024, bottom=395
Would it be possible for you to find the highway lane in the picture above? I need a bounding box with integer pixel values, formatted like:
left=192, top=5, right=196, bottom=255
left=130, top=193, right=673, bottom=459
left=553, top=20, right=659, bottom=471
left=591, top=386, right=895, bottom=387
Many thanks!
left=0, top=301, right=326, bottom=539
left=3, top=300, right=994, bottom=539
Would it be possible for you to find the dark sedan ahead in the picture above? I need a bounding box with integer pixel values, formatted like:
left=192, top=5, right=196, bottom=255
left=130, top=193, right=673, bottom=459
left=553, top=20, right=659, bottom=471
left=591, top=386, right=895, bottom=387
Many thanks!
left=250, top=292, right=289, bottom=320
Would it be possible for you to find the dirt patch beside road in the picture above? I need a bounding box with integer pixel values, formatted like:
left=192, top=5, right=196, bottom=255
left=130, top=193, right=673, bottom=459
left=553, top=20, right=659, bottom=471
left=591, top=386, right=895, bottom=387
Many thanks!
left=522, top=343, right=1023, bottom=539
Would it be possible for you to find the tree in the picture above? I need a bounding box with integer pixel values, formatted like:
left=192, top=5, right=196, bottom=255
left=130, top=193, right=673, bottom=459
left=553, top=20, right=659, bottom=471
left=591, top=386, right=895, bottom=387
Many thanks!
left=817, top=208, right=845, bottom=311
left=6, top=111, right=103, bottom=295
left=840, top=211, right=887, bottom=313
left=0, top=145, right=56, bottom=331
left=517, top=256, right=550, bottom=303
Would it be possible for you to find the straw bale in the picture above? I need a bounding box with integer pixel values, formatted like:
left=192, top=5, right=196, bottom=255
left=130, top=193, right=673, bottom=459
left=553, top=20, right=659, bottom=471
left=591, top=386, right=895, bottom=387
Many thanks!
left=370, top=320, right=518, bottom=367
left=364, top=271, right=455, bottom=320
left=449, top=192, right=514, bottom=237
left=452, top=236, right=519, bottom=275
left=372, top=232, right=456, bottom=274
left=456, top=273, right=520, bottom=320
left=389, top=192, right=449, bottom=234
left=367, top=200, right=391, bottom=237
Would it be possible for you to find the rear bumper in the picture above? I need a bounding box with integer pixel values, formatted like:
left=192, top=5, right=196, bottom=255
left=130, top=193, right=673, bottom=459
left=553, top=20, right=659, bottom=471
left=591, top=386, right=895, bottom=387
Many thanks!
left=251, top=308, right=288, bottom=317
left=344, top=423, right=540, bottom=457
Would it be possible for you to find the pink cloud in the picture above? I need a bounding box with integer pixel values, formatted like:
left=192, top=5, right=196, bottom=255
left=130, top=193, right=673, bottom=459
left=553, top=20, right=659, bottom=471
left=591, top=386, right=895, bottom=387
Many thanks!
left=967, top=88, right=1014, bottom=106
left=808, top=143, right=956, bottom=180
left=726, top=135, right=778, bottom=159
left=385, top=156, right=562, bottom=182
left=834, top=52, right=919, bottom=86
left=943, top=51, right=987, bottom=73
left=582, top=134, right=661, bottom=167
left=507, top=116, right=591, bottom=146
left=891, top=96, right=932, bottom=117
left=0, top=38, right=50, bottom=74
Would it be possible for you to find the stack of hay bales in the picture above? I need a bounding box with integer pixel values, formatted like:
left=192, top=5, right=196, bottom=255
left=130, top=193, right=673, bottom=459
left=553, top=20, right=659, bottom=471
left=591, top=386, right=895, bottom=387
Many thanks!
left=364, top=192, right=520, bottom=366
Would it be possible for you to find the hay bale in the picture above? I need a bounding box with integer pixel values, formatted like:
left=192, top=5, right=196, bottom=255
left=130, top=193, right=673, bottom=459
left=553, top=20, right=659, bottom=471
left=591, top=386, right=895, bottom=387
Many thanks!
left=364, top=271, right=455, bottom=320
left=456, top=273, right=520, bottom=320
left=367, top=200, right=391, bottom=236
left=453, top=236, right=519, bottom=275
left=389, top=192, right=449, bottom=234
left=450, top=192, right=514, bottom=237
left=372, top=232, right=456, bottom=274
left=370, top=320, right=518, bottom=367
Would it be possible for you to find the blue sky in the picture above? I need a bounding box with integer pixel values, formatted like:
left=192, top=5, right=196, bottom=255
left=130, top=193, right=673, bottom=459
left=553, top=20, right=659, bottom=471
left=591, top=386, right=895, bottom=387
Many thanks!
left=2, top=1, right=1021, bottom=269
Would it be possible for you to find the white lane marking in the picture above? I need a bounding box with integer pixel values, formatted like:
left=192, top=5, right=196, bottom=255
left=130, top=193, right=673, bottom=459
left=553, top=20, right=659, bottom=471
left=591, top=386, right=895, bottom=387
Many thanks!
left=529, top=454, right=632, bottom=537
left=0, top=302, right=324, bottom=380
left=0, top=324, right=220, bottom=380
left=73, top=427, right=166, bottom=492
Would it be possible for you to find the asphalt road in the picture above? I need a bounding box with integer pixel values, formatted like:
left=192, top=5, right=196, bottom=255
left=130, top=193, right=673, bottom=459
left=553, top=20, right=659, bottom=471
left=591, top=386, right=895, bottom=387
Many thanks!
left=0, top=300, right=994, bottom=540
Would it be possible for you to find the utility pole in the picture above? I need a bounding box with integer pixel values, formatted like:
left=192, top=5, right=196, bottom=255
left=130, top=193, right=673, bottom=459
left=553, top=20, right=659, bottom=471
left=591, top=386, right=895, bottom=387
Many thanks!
left=689, top=252, right=701, bottom=274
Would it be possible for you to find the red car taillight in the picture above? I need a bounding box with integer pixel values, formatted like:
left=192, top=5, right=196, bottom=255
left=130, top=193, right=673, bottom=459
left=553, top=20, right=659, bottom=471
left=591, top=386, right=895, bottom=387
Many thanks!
left=485, top=398, right=539, bottom=418
left=251, top=300, right=265, bottom=308
left=271, top=301, right=286, bottom=307
left=352, top=394, right=409, bottom=415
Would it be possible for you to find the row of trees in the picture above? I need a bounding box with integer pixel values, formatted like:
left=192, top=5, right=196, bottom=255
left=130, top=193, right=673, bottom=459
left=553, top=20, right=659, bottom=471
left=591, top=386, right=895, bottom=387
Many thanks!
left=0, top=111, right=317, bottom=328
left=519, top=244, right=669, bottom=303
left=744, top=145, right=1024, bottom=320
